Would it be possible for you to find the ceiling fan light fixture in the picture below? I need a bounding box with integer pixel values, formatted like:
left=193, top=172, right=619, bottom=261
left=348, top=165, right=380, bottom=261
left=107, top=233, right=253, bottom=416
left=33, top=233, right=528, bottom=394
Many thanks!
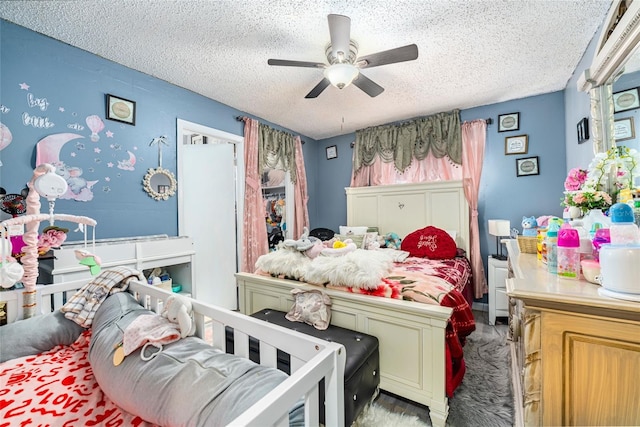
left=324, top=63, right=359, bottom=89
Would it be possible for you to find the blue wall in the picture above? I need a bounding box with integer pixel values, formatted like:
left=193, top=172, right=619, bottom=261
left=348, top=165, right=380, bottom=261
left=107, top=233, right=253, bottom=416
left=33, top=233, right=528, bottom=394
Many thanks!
left=0, top=19, right=317, bottom=239
left=315, top=91, right=568, bottom=274
left=2, top=16, right=608, bottom=292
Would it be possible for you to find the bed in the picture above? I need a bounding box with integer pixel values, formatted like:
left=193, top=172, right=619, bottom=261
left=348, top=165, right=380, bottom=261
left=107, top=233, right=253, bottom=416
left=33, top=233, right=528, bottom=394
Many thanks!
left=0, top=274, right=346, bottom=426
left=237, top=180, right=474, bottom=427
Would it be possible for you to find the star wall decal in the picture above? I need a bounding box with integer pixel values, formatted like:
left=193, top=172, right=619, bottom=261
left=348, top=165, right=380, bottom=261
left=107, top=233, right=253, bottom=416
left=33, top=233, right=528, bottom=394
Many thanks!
left=19, top=82, right=30, bottom=90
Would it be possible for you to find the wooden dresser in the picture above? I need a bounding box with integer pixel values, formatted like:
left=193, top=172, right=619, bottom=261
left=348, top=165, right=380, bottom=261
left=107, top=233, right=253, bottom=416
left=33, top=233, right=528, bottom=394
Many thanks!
left=505, top=240, right=640, bottom=427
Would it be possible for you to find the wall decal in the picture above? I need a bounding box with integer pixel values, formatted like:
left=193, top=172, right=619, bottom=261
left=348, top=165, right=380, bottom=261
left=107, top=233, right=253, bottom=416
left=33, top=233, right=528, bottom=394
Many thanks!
left=19, top=82, right=29, bottom=90
left=85, top=115, right=104, bottom=141
left=27, top=93, right=49, bottom=111
left=0, top=122, right=13, bottom=151
left=67, top=123, right=85, bottom=131
left=1, top=105, right=11, bottom=113
left=117, top=151, right=136, bottom=171
left=22, top=112, right=54, bottom=128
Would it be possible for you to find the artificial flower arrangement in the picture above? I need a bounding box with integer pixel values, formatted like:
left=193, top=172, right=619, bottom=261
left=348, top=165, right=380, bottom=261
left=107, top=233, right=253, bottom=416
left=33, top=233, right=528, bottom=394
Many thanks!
left=36, top=226, right=68, bottom=255
left=562, top=146, right=640, bottom=215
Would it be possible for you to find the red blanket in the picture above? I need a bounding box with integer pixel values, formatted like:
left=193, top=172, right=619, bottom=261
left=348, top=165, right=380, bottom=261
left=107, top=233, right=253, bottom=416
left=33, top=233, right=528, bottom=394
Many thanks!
left=0, top=330, right=157, bottom=427
left=326, top=256, right=476, bottom=397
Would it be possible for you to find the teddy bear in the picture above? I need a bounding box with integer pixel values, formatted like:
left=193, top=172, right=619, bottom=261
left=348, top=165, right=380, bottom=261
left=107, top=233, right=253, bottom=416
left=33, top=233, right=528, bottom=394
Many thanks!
left=162, top=294, right=196, bottom=338
left=521, top=216, right=538, bottom=237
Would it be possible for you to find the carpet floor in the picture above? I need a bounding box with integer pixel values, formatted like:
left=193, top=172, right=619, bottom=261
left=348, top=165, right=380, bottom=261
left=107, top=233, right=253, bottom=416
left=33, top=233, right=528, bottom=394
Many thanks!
left=355, top=313, right=514, bottom=426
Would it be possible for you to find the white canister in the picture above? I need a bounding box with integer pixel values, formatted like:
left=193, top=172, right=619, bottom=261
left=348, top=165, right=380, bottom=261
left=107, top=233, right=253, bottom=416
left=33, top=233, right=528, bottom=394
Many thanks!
left=598, top=244, right=640, bottom=294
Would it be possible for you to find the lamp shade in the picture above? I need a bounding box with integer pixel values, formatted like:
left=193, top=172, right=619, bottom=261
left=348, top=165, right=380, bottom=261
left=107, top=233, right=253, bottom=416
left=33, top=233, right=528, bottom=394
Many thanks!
left=488, top=219, right=511, bottom=237
left=324, top=63, right=359, bottom=89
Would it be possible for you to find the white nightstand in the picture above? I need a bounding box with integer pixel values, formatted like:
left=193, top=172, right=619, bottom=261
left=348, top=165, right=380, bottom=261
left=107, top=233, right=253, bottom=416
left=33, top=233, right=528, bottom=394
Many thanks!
left=488, top=256, right=509, bottom=326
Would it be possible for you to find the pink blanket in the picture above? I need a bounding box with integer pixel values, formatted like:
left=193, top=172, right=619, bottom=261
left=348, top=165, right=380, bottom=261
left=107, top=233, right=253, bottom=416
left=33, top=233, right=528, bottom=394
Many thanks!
left=0, top=330, right=157, bottom=427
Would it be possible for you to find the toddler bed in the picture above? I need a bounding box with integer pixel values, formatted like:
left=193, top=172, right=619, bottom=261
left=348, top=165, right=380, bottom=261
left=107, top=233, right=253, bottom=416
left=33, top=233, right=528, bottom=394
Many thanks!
left=237, top=180, right=474, bottom=427
left=0, top=275, right=346, bottom=427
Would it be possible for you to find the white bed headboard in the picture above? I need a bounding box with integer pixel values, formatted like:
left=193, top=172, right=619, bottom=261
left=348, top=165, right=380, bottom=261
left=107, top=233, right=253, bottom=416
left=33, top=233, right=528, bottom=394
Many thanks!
left=345, top=180, right=470, bottom=255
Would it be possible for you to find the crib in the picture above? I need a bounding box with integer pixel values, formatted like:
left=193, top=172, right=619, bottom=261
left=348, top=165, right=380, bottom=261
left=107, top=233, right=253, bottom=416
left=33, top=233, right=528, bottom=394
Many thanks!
left=0, top=278, right=346, bottom=426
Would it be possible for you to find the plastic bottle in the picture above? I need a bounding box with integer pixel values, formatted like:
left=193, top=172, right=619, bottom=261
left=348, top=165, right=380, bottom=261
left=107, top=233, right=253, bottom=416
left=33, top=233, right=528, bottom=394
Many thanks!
left=609, top=203, right=640, bottom=245
left=546, top=224, right=559, bottom=274
left=557, top=227, right=581, bottom=279
left=634, top=200, right=640, bottom=228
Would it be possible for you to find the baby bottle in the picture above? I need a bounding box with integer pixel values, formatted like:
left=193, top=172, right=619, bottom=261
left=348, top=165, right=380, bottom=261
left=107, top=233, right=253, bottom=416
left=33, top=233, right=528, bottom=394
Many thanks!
left=609, top=203, right=640, bottom=245
left=557, top=227, right=581, bottom=279
left=546, top=223, right=559, bottom=274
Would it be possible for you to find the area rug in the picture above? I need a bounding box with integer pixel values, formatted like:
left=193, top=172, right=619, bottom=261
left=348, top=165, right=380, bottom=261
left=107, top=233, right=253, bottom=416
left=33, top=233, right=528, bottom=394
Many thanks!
left=353, top=333, right=513, bottom=426
left=353, top=403, right=429, bottom=427
left=446, top=333, right=514, bottom=426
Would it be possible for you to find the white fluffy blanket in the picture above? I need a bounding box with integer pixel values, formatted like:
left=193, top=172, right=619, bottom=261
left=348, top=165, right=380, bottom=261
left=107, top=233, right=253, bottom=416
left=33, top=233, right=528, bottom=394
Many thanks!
left=255, top=248, right=311, bottom=279
left=255, top=248, right=394, bottom=290
left=305, top=249, right=394, bottom=289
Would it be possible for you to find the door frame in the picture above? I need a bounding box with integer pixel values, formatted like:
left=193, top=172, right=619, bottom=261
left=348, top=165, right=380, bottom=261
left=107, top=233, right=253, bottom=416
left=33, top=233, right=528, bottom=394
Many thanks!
left=176, top=119, right=245, bottom=301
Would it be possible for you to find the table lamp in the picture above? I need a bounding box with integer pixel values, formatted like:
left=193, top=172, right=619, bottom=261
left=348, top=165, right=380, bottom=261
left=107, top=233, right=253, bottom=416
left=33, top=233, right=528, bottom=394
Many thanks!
left=488, top=219, right=511, bottom=260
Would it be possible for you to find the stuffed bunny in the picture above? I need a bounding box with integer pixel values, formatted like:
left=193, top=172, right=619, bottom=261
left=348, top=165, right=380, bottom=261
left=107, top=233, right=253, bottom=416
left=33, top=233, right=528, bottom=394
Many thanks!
left=162, top=294, right=195, bottom=338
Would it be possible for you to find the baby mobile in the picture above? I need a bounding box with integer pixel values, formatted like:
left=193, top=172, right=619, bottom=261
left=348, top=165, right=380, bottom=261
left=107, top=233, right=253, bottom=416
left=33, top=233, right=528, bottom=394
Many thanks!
left=0, top=164, right=100, bottom=319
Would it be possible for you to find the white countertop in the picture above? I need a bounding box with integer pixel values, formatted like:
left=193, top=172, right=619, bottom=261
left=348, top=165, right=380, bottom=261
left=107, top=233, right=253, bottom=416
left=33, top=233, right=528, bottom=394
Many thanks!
left=505, top=239, right=640, bottom=318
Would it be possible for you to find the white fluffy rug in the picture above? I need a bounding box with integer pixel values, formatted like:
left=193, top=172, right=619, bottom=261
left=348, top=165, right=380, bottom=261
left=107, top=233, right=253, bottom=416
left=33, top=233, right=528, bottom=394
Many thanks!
left=352, top=403, right=429, bottom=427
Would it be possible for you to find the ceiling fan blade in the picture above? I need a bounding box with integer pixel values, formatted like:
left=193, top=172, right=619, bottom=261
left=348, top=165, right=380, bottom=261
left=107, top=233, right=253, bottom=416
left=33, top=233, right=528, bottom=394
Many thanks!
left=305, top=78, right=331, bottom=98
left=267, top=59, right=325, bottom=68
left=357, top=44, right=419, bottom=68
left=328, top=14, right=351, bottom=59
left=352, top=73, right=384, bottom=97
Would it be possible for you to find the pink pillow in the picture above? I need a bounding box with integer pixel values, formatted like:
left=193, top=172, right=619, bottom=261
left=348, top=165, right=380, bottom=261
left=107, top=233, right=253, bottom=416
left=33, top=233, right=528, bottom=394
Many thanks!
left=401, top=226, right=457, bottom=259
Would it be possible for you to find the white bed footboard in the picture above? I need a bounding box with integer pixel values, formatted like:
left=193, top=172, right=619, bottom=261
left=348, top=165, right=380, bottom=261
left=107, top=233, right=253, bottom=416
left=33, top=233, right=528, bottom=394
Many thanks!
left=0, top=280, right=346, bottom=427
left=237, top=272, right=453, bottom=427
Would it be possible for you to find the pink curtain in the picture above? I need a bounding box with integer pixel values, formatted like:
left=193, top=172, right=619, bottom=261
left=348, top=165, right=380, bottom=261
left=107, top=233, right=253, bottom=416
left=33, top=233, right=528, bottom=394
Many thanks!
left=351, top=152, right=462, bottom=187
left=293, top=136, right=310, bottom=237
left=241, top=118, right=268, bottom=272
left=462, top=120, right=487, bottom=298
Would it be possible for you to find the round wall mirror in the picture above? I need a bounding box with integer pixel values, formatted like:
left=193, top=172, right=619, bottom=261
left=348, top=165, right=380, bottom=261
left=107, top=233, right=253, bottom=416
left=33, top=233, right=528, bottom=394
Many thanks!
left=143, top=167, right=177, bottom=201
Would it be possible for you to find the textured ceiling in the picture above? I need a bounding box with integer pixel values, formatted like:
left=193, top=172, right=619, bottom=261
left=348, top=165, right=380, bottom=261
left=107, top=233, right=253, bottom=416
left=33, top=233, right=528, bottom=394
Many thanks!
left=0, top=0, right=612, bottom=140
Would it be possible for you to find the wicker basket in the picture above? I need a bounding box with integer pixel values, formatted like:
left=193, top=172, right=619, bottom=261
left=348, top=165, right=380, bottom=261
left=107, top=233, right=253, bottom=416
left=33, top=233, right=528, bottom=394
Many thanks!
left=517, top=236, right=538, bottom=254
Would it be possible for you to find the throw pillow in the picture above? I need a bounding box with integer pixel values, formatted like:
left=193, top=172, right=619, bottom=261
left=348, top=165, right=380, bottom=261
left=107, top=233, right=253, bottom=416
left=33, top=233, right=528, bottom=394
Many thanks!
left=285, top=289, right=332, bottom=330
left=401, top=226, right=458, bottom=259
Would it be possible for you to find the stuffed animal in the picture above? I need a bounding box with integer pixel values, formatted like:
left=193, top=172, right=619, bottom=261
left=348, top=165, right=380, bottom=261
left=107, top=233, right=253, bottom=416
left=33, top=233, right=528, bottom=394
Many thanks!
left=162, top=294, right=195, bottom=338
left=283, top=227, right=315, bottom=252
left=384, top=232, right=402, bottom=249
left=521, top=216, right=538, bottom=237
left=321, top=238, right=357, bottom=256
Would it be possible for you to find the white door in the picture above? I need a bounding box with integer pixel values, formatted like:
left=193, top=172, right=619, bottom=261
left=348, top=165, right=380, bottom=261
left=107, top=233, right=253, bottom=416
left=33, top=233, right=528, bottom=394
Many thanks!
left=177, top=119, right=243, bottom=309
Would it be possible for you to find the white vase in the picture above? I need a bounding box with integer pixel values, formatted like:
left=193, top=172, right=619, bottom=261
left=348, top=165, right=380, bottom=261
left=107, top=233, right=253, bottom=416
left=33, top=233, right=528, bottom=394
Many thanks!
left=567, top=206, right=583, bottom=219
left=584, top=209, right=611, bottom=233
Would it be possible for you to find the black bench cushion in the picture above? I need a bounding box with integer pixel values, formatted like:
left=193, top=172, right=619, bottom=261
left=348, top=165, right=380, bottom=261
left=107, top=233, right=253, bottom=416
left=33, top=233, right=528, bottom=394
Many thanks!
left=250, top=309, right=378, bottom=383
left=248, top=309, right=380, bottom=427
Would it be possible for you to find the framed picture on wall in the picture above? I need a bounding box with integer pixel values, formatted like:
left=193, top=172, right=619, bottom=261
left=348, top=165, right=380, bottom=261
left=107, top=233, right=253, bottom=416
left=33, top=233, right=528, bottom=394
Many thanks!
left=504, top=134, right=528, bottom=155
left=326, top=145, right=337, bottom=160
left=613, top=87, right=640, bottom=113
left=576, top=117, right=589, bottom=144
left=106, top=94, right=136, bottom=125
left=498, top=112, right=520, bottom=132
left=516, top=156, right=539, bottom=177
left=614, top=116, right=636, bottom=141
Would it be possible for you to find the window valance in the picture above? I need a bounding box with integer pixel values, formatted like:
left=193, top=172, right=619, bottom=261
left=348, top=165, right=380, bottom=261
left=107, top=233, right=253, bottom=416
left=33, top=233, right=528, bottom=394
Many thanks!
left=353, top=110, right=461, bottom=173
left=258, top=124, right=297, bottom=183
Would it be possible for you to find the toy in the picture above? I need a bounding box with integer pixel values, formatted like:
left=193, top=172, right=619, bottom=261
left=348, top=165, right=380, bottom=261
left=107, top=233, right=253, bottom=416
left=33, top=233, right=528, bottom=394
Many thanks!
left=384, top=232, right=402, bottom=249
left=521, top=216, right=538, bottom=237
left=321, top=238, right=357, bottom=256
left=283, top=227, right=315, bottom=252
left=162, top=294, right=195, bottom=338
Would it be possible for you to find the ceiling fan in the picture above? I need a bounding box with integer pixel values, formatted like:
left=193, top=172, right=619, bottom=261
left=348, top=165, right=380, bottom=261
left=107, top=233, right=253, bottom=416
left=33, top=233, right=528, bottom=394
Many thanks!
left=267, top=14, right=418, bottom=98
